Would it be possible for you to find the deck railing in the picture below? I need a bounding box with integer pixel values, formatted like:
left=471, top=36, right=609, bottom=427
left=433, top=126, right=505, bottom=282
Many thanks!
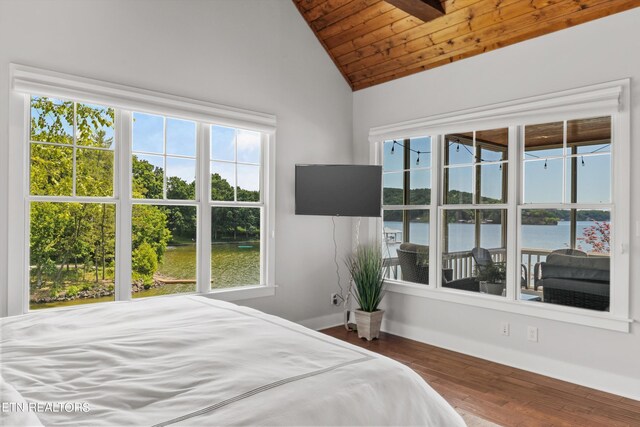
left=384, top=247, right=608, bottom=288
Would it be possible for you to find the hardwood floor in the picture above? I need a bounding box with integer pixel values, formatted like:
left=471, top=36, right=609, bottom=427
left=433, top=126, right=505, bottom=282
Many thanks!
left=322, top=326, right=640, bottom=427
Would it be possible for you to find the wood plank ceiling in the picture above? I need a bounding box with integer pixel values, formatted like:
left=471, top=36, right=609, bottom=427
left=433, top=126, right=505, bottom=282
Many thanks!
left=293, top=0, right=640, bottom=91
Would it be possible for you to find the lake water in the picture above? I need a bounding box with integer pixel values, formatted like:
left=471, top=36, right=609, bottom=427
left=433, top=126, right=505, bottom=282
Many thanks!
left=383, top=221, right=606, bottom=257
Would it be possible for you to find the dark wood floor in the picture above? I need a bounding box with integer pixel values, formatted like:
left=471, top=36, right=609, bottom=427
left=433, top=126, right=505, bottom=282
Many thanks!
left=322, top=326, right=640, bottom=427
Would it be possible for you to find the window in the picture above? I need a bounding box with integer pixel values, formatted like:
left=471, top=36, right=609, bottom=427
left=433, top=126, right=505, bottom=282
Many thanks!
left=381, top=137, right=433, bottom=284
left=10, top=67, right=275, bottom=315
left=29, top=96, right=117, bottom=309
left=210, top=126, right=263, bottom=288
left=520, top=117, right=612, bottom=311
left=441, top=128, right=509, bottom=297
left=131, top=113, right=198, bottom=298
left=372, top=79, right=630, bottom=330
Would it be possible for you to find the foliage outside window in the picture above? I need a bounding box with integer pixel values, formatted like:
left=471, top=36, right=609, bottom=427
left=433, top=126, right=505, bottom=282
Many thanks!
left=29, top=97, right=116, bottom=309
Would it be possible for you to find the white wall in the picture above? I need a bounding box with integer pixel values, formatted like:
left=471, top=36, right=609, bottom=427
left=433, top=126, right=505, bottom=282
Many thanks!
left=0, top=0, right=352, bottom=325
left=353, top=9, right=640, bottom=399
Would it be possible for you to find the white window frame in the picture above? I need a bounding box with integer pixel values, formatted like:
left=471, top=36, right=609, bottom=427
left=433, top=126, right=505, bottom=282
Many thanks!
left=5, top=64, right=276, bottom=317
left=368, top=80, right=631, bottom=332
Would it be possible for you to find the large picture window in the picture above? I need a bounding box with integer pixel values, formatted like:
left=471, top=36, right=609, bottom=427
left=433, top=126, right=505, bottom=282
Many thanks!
left=374, top=80, right=630, bottom=329
left=23, top=93, right=272, bottom=312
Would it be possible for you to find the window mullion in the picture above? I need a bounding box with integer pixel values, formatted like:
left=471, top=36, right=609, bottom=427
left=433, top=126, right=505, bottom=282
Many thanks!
left=198, top=124, right=211, bottom=293
left=506, top=126, right=518, bottom=301
left=116, top=109, right=133, bottom=301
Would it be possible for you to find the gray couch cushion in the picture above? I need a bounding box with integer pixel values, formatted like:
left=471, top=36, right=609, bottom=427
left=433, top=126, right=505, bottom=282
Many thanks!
left=541, top=253, right=609, bottom=282
left=546, top=253, right=610, bottom=271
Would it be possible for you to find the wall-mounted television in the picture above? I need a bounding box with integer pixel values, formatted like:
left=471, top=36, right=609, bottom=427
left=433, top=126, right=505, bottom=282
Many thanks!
left=295, top=164, right=382, bottom=217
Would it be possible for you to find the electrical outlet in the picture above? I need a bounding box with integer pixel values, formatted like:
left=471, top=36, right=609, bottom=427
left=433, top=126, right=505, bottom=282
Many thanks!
left=500, top=322, right=510, bottom=336
left=527, top=326, right=538, bottom=342
left=331, top=293, right=340, bottom=306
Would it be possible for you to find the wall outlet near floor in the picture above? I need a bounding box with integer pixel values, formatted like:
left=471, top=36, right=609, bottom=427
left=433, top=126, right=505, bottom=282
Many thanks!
left=527, top=326, right=538, bottom=342
left=330, top=293, right=340, bottom=306
left=501, top=322, right=510, bottom=336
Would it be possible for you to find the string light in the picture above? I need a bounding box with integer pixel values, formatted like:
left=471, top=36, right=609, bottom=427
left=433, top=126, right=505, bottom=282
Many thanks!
left=581, top=156, right=585, bottom=166
left=544, top=159, right=548, bottom=169
left=388, top=140, right=431, bottom=160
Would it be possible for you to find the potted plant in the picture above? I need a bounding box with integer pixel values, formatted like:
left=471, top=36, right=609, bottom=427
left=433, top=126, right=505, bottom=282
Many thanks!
left=475, top=263, right=506, bottom=295
left=346, top=245, right=387, bottom=341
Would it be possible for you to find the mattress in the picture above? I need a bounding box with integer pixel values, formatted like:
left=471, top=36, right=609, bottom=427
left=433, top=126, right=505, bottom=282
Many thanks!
left=0, top=295, right=465, bottom=426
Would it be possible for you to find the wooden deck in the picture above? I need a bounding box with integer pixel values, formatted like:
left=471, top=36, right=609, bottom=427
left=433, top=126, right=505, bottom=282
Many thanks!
left=322, top=326, right=640, bottom=426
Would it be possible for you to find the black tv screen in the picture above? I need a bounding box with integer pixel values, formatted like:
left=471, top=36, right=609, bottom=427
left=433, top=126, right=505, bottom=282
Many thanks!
left=295, top=164, right=382, bottom=217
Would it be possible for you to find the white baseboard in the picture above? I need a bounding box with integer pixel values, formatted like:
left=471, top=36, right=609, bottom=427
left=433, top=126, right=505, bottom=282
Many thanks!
left=382, top=318, right=640, bottom=402
left=298, top=311, right=344, bottom=331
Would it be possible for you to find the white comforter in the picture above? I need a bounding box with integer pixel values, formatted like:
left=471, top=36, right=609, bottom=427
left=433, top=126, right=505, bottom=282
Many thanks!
left=0, top=296, right=464, bottom=426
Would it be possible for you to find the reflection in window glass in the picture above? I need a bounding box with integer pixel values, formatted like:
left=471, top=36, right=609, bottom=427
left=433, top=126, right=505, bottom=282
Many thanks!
left=211, top=207, right=261, bottom=288
left=30, top=202, right=116, bottom=310
left=131, top=204, right=197, bottom=298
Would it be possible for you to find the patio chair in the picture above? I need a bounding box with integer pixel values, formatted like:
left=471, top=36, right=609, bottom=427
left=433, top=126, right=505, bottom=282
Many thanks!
left=397, top=243, right=429, bottom=284
left=471, top=247, right=528, bottom=288
left=533, top=248, right=587, bottom=291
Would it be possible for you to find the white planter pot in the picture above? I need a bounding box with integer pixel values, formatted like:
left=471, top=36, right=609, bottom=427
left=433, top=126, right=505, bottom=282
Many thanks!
left=354, top=309, right=384, bottom=341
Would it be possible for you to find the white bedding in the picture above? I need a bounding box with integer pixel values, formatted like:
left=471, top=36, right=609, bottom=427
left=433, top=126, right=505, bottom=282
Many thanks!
left=1, top=296, right=464, bottom=426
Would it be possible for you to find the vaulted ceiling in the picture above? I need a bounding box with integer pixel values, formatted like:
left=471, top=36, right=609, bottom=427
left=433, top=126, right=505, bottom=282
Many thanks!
left=293, top=0, right=640, bottom=91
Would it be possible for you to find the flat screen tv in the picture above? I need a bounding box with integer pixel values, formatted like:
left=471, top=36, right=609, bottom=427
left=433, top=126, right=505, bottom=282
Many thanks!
left=295, top=164, right=382, bottom=217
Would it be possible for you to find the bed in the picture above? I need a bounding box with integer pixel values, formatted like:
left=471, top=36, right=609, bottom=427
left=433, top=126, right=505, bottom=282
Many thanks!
left=1, top=295, right=465, bottom=426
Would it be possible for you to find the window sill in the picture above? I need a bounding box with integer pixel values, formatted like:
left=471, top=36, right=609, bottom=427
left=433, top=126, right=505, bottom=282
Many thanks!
left=384, top=280, right=631, bottom=332
left=200, top=285, right=276, bottom=302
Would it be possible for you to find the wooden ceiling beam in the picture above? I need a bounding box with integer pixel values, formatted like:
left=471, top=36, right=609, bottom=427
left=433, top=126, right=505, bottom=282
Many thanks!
left=385, top=0, right=446, bottom=22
